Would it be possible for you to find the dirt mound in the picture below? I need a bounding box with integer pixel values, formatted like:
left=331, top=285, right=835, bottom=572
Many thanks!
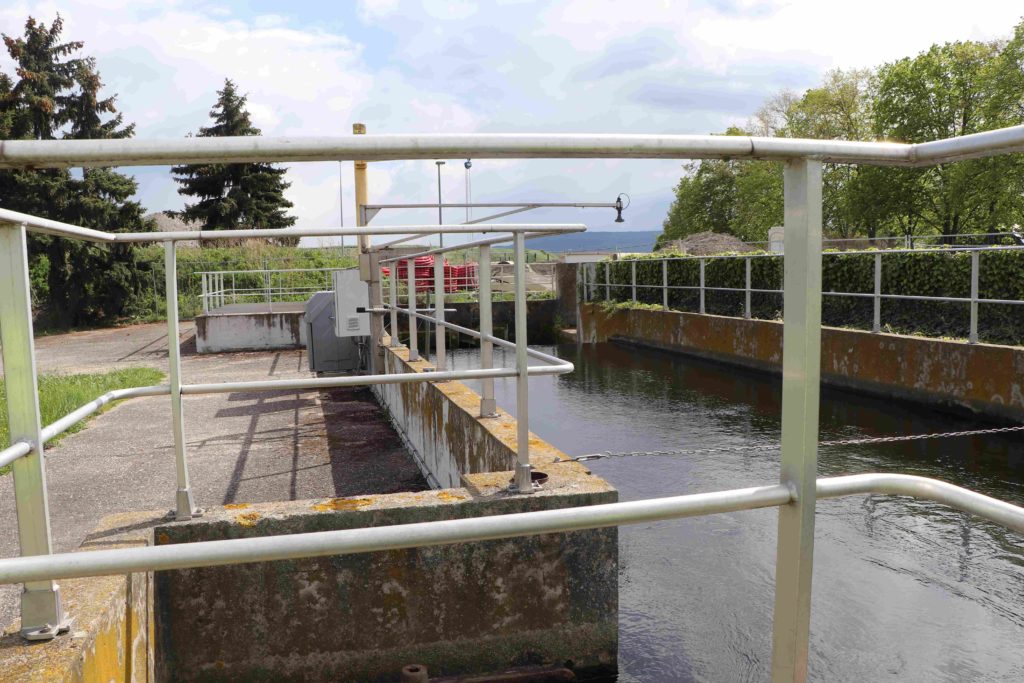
left=663, top=231, right=755, bottom=255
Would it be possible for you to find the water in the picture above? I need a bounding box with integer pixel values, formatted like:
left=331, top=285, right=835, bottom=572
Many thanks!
left=449, top=342, right=1024, bottom=682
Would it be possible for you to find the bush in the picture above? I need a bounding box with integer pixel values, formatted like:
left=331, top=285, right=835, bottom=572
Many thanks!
left=590, top=249, right=1024, bottom=345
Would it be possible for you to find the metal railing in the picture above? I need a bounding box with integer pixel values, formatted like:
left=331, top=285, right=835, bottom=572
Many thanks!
left=1, top=126, right=1024, bottom=681
left=198, top=267, right=337, bottom=312
left=581, top=245, right=1024, bottom=344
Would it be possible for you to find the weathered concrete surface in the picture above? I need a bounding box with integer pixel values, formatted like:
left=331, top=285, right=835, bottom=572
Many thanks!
left=444, top=299, right=559, bottom=344
left=0, top=511, right=158, bottom=682
left=1, top=326, right=426, bottom=635
left=153, top=469, right=617, bottom=681
left=580, top=303, right=1024, bottom=421
left=376, top=337, right=572, bottom=488
left=195, top=303, right=306, bottom=353
left=554, top=262, right=579, bottom=327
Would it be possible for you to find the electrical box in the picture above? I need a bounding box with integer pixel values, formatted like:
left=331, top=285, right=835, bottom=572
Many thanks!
left=333, top=269, right=370, bottom=337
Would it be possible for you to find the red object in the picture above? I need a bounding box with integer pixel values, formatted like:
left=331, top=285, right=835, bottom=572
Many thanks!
left=390, top=256, right=478, bottom=293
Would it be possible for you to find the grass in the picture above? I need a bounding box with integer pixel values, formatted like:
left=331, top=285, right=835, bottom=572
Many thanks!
left=1, top=367, right=165, bottom=475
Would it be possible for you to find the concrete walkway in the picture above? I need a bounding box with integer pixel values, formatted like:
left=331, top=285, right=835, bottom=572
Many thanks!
left=0, top=323, right=427, bottom=633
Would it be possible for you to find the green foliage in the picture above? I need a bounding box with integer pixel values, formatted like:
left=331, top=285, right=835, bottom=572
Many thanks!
left=594, top=250, right=1024, bottom=345
left=0, top=15, right=154, bottom=328
left=1, top=367, right=165, bottom=474
left=172, top=79, right=296, bottom=243
left=659, top=23, right=1024, bottom=246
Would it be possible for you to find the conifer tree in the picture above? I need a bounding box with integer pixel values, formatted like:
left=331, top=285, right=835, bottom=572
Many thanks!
left=172, top=80, right=296, bottom=244
left=0, top=15, right=152, bottom=327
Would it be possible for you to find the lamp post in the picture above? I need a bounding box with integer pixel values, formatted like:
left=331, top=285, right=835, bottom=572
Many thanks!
left=435, top=160, right=445, bottom=248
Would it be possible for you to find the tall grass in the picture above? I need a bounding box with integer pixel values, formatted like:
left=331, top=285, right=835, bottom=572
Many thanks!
left=0, top=367, right=165, bottom=474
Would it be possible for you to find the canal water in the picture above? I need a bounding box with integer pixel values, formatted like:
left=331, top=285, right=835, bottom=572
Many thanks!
left=450, top=342, right=1024, bottom=682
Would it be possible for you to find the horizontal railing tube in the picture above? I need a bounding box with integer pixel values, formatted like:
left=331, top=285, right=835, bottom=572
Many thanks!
left=0, top=483, right=795, bottom=584
left=40, top=385, right=171, bottom=443
left=0, top=441, right=32, bottom=469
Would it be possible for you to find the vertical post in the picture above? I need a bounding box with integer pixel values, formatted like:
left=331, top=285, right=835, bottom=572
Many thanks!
left=433, top=253, right=446, bottom=374
left=604, top=261, right=610, bottom=301
left=662, top=259, right=669, bottom=310
left=745, top=257, right=752, bottom=319
left=512, top=232, right=533, bottom=493
left=699, top=258, right=706, bottom=314
left=353, top=123, right=384, bottom=372
left=264, top=271, right=271, bottom=311
left=581, top=260, right=589, bottom=303
left=479, top=245, right=497, bottom=416
left=0, top=222, right=70, bottom=640
left=389, top=265, right=400, bottom=347
left=407, top=258, right=419, bottom=362
left=969, top=250, right=979, bottom=344
left=201, top=273, right=209, bottom=313
left=232, top=273, right=236, bottom=305
left=165, top=241, right=198, bottom=522
left=770, top=158, right=823, bottom=683
left=873, top=252, right=882, bottom=333
left=631, top=260, right=637, bottom=302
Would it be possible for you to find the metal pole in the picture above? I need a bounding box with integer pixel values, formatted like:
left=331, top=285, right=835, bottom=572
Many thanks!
left=165, top=241, right=198, bottom=521
left=407, top=259, right=419, bottom=361
left=631, top=260, right=637, bottom=302
left=433, top=254, right=446, bottom=374
left=512, top=232, right=533, bottom=493
left=389, top=266, right=399, bottom=347
left=970, top=251, right=979, bottom=344
left=662, top=259, right=669, bottom=310
left=0, top=222, right=70, bottom=641
left=745, top=257, right=752, bottom=319
left=604, top=261, right=610, bottom=301
left=699, top=258, right=706, bottom=314
left=479, top=244, right=497, bottom=416
left=873, top=252, right=882, bottom=333
left=436, top=160, right=445, bottom=249
left=353, top=123, right=369, bottom=253
left=770, top=158, right=823, bottom=683
left=201, top=272, right=208, bottom=313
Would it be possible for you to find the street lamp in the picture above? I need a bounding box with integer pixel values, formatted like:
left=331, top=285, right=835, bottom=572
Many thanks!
left=435, top=160, right=445, bottom=248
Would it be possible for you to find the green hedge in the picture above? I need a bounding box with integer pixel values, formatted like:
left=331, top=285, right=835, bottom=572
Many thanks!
left=590, top=250, right=1024, bottom=345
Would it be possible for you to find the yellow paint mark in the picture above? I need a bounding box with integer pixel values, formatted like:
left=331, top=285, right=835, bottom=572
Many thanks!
left=236, top=512, right=261, bottom=527
left=436, top=491, right=466, bottom=502
left=312, top=497, right=373, bottom=512
left=223, top=503, right=250, bottom=510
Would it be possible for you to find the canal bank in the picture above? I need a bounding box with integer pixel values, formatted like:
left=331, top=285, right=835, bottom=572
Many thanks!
left=579, top=303, right=1024, bottom=422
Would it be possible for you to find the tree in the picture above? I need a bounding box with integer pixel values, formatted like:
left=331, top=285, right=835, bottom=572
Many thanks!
left=0, top=15, right=153, bottom=327
left=172, top=80, right=296, bottom=244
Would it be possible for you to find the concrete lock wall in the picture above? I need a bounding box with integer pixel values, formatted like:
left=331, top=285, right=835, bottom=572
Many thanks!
left=580, top=303, right=1024, bottom=422
left=195, top=310, right=306, bottom=353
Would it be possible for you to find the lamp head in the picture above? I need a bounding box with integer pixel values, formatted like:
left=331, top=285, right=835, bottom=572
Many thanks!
left=464, top=159, right=472, bottom=169
left=614, top=194, right=626, bottom=223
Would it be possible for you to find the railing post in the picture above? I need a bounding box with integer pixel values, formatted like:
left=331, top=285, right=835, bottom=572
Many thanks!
left=699, top=258, right=706, bottom=314
left=232, top=273, right=236, bottom=305
left=368, top=252, right=384, bottom=373
left=512, top=232, right=533, bottom=493
left=604, top=260, right=610, bottom=301
left=479, top=245, right=497, bottom=417
left=407, top=258, right=419, bottom=361
left=389, top=266, right=400, bottom=348
left=745, top=257, right=752, bottom=319
left=433, top=252, right=446, bottom=374
left=873, top=252, right=882, bottom=333
left=770, top=158, right=823, bottom=683
left=0, top=222, right=71, bottom=641
left=662, top=259, right=669, bottom=310
left=969, top=250, right=979, bottom=344
left=631, top=260, right=637, bottom=302
left=201, top=273, right=209, bottom=314
left=165, top=241, right=198, bottom=521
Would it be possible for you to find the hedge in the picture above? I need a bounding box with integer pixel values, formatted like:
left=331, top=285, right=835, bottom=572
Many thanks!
left=588, top=249, right=1024, bottom=346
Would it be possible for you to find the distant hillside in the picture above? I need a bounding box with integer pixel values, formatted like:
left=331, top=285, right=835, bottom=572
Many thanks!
left=498, top=230, right=660, bottom=253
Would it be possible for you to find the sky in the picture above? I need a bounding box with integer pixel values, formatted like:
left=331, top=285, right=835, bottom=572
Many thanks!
left=1, top=1, right=1022, bottom=247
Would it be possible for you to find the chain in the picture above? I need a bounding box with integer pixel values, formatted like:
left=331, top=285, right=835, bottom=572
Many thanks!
left=559, top=424, right=1024, bottom=463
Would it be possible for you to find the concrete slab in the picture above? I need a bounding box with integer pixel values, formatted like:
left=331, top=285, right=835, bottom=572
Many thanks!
left=0, top=324, right=427, bottom=634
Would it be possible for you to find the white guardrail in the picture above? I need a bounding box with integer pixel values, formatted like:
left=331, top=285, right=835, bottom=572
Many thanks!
left=581, top=245, right=1024, bottom=344
left=1, top=127, right=1024, bottom=682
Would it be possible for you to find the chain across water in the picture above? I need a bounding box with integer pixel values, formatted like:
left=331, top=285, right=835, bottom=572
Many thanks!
left=556, top=424, right=1024, bottom=463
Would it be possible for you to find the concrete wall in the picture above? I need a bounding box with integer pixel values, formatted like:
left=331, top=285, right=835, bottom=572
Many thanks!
left=444, top=299, right=560, bottom=344
left=0, top=513, right=156, bottom=683
left=195, top=311, right=306, bottom=354
left=554, top=262, right=579, bottom=327
left=580, top=303, right=1024, bottom=421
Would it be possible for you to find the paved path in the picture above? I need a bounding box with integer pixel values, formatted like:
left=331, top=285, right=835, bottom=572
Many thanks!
left=0, top=323, right=426, bottom=633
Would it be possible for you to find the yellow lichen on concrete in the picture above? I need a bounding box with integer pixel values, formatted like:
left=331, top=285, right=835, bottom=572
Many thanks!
left=312, top=497, right=373, bottom=512
left=235, top=512, right=262, bottom=527
left=223, top=503, right=250, bottom=510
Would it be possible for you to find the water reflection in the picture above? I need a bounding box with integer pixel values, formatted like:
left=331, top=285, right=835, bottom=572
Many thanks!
left=450, top=342, right=1024, bottom=682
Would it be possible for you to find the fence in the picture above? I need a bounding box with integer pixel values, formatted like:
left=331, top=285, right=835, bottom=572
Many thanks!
left=582, top=245, right=1024, bottom=345
left=198, top=267, right=336, bottom=312
left=2, top=127, right=1024, bottom=681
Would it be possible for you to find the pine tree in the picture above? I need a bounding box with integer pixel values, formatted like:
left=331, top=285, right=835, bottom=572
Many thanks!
left=0, top=15, right=153, bottom=327
left=172, top=80, right=296, bottom=244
